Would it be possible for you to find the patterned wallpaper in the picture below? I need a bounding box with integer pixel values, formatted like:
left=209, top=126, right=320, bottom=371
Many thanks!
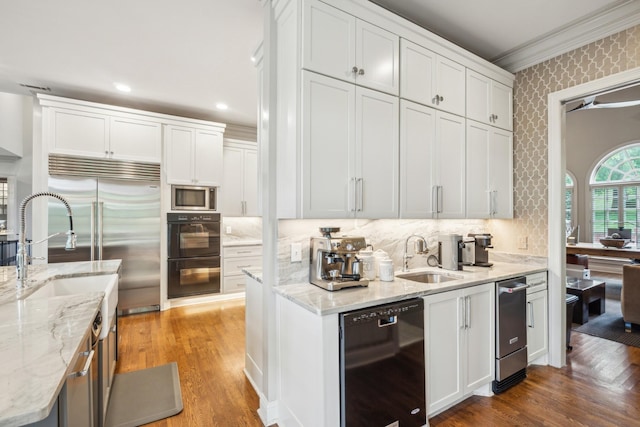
left=503, top=24, right=640, bottom=256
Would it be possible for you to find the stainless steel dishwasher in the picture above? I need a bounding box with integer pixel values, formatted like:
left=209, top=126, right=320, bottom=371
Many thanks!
left=340, top=298, right=426, bottom=427
left=493, top=276, right=528, bottom=394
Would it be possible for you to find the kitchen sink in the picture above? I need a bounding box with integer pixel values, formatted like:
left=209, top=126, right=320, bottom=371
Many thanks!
left=27, top=274, right=118, bottom=339
left=396, top=271, right=460, bottom=284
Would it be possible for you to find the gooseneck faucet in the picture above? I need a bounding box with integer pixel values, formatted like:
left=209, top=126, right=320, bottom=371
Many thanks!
left=16, top=192, right=77, bottom=285
left=403, top=234, right=428, bottom=272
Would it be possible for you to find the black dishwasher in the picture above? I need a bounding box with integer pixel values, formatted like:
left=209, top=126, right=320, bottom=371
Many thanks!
left=340, top=298, right=426, bottom=427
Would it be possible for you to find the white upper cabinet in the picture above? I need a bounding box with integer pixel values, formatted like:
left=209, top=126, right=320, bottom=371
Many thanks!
left=165, top=125, right=223, bottom=186
left=466, top=69, right=513, bottom=131
left=400, top=100, right=465, bottom=219
left=302, top=71, right=398, bottom=218
left=466, top=120, right=513, bottom=218
left=47, top=107, right=161, bottom=163
left=400, top=39, right=466, bottom=116
left=222, top=141, right=259, bottom=217
left=303, top=0, right=399, bottom=95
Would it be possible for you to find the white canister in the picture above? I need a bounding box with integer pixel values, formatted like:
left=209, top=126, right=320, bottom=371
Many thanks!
left=373, top=249, right=389, bottom=277
left=379, top=258, right=394, bottom=282
left=359, top=255, right=376, bottom=280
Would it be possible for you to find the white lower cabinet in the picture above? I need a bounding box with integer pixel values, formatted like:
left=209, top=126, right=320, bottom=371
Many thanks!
left=526, top=272, right=548, bottom=363
left=223, top=245, right=262, bottom=293
left=424, top=282, right=495, bottom=416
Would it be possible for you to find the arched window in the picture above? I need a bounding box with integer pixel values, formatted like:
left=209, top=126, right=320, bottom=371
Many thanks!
left=590, top=143, right=640, bottom=241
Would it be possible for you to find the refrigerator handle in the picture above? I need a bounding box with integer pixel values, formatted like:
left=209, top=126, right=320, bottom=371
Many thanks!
left=90, top=202, right=96, bottom=261
left=97, top=201, right=104, bottom=260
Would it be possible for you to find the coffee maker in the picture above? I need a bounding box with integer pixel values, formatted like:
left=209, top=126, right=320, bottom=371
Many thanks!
left=468, top=233, right=494, bottom=267
left=438, top=234, right=463, bottom=271
left=309, top=227, right=370, bottom=291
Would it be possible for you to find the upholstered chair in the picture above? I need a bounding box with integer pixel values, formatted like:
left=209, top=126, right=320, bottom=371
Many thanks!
left=621, top=265, right=640, bottom=332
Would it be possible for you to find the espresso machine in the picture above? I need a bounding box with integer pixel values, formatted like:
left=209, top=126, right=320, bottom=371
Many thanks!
left=310, top=227, right=370, bottom=291
left=469, top=233, right=494, bottom=267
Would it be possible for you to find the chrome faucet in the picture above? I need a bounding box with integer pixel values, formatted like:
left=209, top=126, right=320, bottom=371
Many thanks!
left=403, top=234, right=428, bottom=272
left=16, top=192, right=77, bottom=285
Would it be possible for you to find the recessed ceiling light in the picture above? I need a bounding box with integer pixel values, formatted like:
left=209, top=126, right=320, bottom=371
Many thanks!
left=114, top=83, right=131, bottom=93
left=216, top=103, right=229, bottom=111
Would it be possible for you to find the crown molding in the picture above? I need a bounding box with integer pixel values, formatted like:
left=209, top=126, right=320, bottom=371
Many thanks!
left=494, top=0, right=640, bottom=73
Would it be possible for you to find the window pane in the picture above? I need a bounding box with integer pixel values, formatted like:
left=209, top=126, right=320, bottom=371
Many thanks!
left=623, top=186, right=640, bottom=242
left=592, top=187, right=619, bottom=240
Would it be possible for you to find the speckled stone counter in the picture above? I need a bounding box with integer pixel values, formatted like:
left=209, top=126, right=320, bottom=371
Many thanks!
left=0, top=260, right=121, bottom=426
left=273, top=261, right=547, bottom=315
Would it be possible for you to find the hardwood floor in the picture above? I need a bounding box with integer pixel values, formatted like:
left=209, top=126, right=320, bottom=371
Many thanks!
left=115, top=299, right=263, bottom=427
left=117, top=297, right=640, bottom=427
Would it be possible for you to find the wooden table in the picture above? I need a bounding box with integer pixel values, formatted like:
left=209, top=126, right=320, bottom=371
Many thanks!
left=566, top=278, right=606, bottom=324
left=566, top=242, right=640, bottom=259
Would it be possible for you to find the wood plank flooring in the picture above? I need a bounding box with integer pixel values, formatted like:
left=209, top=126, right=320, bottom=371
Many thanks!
left=117, top=297, right=640, bottom=427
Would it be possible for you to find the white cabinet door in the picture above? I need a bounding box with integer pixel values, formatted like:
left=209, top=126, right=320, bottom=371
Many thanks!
left=463, top=283, right=495, bottom=393
left=355, top=20, right=399, bottom=94
left=466, top=121, right=512, bottom=219
left=303, top=71, right=355, bottom=218
left=194, top=129, right=223, bottom=186
left=400, top=39, right=435, bottom=107
left=164, top=125, right=194, bottom=185
left=303, top=0, right=356, bottom=83
left=424, top=291, right=463, bottom=415
left=434, top=56, right=466, bottom=116
left=434, top=112, right=466, bottom=218
left=50, top=108, right=109, bottom=157
left=466, top=69, right=513, bottom=131
left=222, top=146, right=244, bottom=216
left=302, top=0, right=398, bottom=94
left=489, top=127, right=513, bottom=218
left=109, top=116, right=161, bottom=162
left=527, top=290, right=548, bottom=362
left=426, top=283, right=495, bottom=416
left=243, top=148, right=259, bottom=216
left=400, top=100, right=436, bottom=218
left=491, top=80, right=513, bottom=131
left=355, top=86, right=399, bottom=218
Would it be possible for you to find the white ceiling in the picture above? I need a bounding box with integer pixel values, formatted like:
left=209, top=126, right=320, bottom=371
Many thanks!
left=1, top=0, right=639, bottom=129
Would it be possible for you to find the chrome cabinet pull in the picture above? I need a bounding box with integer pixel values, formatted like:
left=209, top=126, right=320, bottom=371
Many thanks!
left=437, top=186, right=443, bottom=214
left=465, top=296, right=471, bottom=329
left=352, top=66, right=359, bottom=74
left=351, top=177, right=357, bottom=212
left=459, top=297, right=465, bottom=330
left=357, top=178, right=363, bottom=212
left=358, top=68, right=365, bottom=75
left=528, top=301, right=534, bottom=328
left=69, top=350, right=95, bottom=378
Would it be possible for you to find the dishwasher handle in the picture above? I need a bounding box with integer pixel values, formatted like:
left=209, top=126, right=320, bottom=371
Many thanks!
left=378, top=315, right=397, bottom=328
left=498, top=282, right=528, bottom=294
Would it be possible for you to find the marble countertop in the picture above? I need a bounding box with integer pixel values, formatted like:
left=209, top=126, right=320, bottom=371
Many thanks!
left=273, top=261, right=547, bottom=315
left=242, top=268, right=262, bottom=283
left=0, top=260, right=122, bottom=426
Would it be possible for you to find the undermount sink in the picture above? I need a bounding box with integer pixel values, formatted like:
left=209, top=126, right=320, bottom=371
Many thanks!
left=396, top=271, right=460, bottom=284
left=27, top=274, right=119, bottom=339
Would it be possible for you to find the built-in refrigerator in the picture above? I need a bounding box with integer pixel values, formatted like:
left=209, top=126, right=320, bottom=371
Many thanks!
left=48, top=173, right=161, bottom=314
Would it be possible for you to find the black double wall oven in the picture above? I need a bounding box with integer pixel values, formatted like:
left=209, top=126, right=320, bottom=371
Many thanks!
left=167, top=213, right=221, bottom=299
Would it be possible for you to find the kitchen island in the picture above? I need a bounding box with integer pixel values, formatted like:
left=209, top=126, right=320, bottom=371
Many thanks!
left=0, top=260, right=121, bottom=427
left=259, top=261, right=547, bottom=426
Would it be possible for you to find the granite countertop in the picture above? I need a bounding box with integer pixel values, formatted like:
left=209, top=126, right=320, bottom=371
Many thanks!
left=0, top=260, right=122, bottom=426
left=273, top=261, right=547, bottom=315
left=242, top=268, right=262, bottom=283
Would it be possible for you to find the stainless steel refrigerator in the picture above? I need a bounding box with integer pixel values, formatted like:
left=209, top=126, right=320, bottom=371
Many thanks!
left=48, top=175, right=161, bottom=314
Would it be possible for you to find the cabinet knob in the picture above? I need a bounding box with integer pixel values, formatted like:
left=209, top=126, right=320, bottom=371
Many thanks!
left=352, top=66, right=359, bottom=74
left=358, top=68, right=365, bottom=76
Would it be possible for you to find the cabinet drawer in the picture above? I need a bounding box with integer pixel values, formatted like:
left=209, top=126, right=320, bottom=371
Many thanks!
left=223, top=275, right=247, bottom=293
left=224, top=245, right=263, bottom=258
left=526, top=272, right=547, bottom=294
left=224, top=256, right=262, bottom=276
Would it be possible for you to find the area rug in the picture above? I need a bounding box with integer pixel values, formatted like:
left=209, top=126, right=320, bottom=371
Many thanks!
left=105, top=362, right=183, bottom=427
left=572, top=280, right=640, bottom=348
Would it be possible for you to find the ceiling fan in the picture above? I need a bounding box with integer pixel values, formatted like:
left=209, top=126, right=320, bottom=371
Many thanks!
left=568, top=95, right=640, bottom=112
